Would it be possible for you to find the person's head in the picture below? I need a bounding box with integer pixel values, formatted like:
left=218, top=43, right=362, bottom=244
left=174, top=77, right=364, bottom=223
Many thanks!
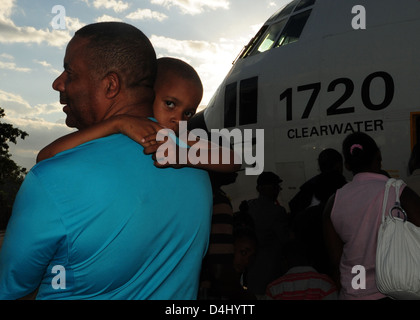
left=318, top=148, right=343, bottom=174
left=256, top=171, right=282, bottom=201
left=342, top=132, right=382, bottom=174
left=233, top=227, right=257, bottom=274
left=53, top=22, right=157, bottom=129
left=408, top=143, right=420, bottom=175
left=153, top=57, right=203, bottom=133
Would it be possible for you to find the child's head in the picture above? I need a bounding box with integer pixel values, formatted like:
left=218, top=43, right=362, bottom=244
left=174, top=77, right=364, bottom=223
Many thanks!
left=233, top=227, right=257, bottom=274
left=342, top=132, right=382, bottom=174
left=153, top=57, right=203, bottom=134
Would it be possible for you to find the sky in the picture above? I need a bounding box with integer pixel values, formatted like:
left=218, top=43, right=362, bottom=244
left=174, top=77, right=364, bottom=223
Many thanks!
left=0, top=0, right=290, bottom=171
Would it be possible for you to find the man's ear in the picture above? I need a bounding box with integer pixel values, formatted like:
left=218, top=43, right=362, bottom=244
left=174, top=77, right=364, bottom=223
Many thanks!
left=103, top=72, right=120, bottom=99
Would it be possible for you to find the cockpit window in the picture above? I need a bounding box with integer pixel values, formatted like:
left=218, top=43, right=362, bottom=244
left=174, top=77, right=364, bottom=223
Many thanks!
left=266, top=0, right=298, bottom=23
left=248, top=19, right=288, bottom=55
left=275, top=9, right=312, bottom=47
left=236, top=0, right=315, bottom=60
left=294, top=0, right=315, bottom=12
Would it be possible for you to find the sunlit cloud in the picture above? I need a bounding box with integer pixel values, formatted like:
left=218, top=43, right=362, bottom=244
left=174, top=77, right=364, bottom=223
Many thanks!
left=0, top=90, right=62, bottom=118
left=0, top=21, right=70, bottom=47
left=33, top=60, right=61, bottom=75
left=150, top=34, right=247, bottom=105
left=126, top=8, right=168, bottom=22
left=95, top=14, right=123, bottom=22
left=0, top=0, right=15, bottom=21
left=0, top=1, right=83, bottom=48
left=151, top=0, right=229, bottom=15
left=1, top=89, right=71, bottom=168
left=91, top=0, right=130, bottom=13
left=6, top=117, right=73, bottom=170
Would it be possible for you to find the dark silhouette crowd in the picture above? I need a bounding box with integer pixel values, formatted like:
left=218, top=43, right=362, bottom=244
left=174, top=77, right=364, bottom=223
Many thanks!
left=198, top=132, right=420, bottom=300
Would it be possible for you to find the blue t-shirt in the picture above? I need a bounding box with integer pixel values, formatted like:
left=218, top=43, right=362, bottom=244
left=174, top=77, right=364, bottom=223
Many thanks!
left=0, top=134, right=212, bottom=299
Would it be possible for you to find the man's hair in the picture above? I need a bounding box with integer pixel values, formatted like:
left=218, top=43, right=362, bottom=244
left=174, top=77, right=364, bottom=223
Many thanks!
left=75, top=22, right=157, bottom=89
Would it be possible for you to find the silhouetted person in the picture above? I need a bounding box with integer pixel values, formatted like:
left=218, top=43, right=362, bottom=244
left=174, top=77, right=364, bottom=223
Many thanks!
left=289, top=148, right=345, bottom=217
left=245, top=171, right=290, bottom=298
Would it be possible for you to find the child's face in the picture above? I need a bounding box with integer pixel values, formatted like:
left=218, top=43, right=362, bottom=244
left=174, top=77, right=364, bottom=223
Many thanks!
left=153, top=72, right=202, bottom=134
left=233, top=237, right=256, bottom=274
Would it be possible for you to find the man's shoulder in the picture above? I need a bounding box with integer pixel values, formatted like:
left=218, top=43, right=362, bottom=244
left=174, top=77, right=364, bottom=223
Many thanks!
left=38, top=135, right=137, bottom=164
left=32, top=135, right=142, bottom=177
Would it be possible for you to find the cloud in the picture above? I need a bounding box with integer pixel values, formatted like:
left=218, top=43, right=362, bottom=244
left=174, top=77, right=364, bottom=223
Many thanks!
left=0, top=5, right=82, bottom=48
left=0, top=87, right=72, bottom=169
left=92, top=0, right=130, bottom=13
left=126, top=9, right=168, bottom=22
left=0, top=0, right=15, bottom=21
left=0, top=53, right=13, bottom=60
left=0, top=89, right=32, bottom=116
left=0, top=20, right=70, bottom=47
left=150, top=35, right=246, bottom=105
left=64, top=16, right=86, bottom=33
left=0, top=89, right=62, bottom=119
left=0, top=57, right=31, bottom=72
left=95, top=15, right=123, bottom=22
left=33, top=60, right=61, bottom=75
left=6, top=116, right=73, bottom=170
left=0, top=1, right=84, bottom=48
left=151, top=35, right=219, bottom=58
left=151, top=0, right=229, bottom=15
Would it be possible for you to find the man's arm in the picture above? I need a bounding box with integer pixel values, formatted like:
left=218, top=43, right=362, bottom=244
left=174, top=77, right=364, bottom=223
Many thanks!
left=37, top=115, right=164, bottom=163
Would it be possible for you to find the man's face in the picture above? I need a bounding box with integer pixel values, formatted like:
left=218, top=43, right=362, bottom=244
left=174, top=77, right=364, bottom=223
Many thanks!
left=52, top=36, right=104, bottom=129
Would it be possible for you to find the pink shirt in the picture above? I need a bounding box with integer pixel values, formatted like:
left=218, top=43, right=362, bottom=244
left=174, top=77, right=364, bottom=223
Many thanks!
left=331, top=172, right=405, bottom=300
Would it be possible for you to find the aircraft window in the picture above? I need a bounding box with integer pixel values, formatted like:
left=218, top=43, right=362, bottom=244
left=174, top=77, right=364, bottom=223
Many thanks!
left=294, top=0, right=315, bottom=12
left=237, top=0, right=314, bottom=60
left=267, top=0, right=298, bottom=23
left=238, top=25, right=269, bottom=59
left=224, top=82, right=237, bottom=127
left=275, top=9, right=312, bottom=47
left=239, top=77, right=258, bottom=125
left=249, top=20, right=288, bottom=55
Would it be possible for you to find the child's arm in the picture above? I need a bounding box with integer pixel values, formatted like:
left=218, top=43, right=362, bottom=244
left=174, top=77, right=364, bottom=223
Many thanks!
left=185, top=135, right=242, bottom=173
left=37, top=115, right=164, bottom=163
left=145, top=130, right=242, bottom=173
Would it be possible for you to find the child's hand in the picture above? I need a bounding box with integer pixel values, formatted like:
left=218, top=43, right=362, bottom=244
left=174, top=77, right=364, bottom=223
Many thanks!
left=143, top=130, right=187, bottom=169
left=116, top=115, right=165, bottom=149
